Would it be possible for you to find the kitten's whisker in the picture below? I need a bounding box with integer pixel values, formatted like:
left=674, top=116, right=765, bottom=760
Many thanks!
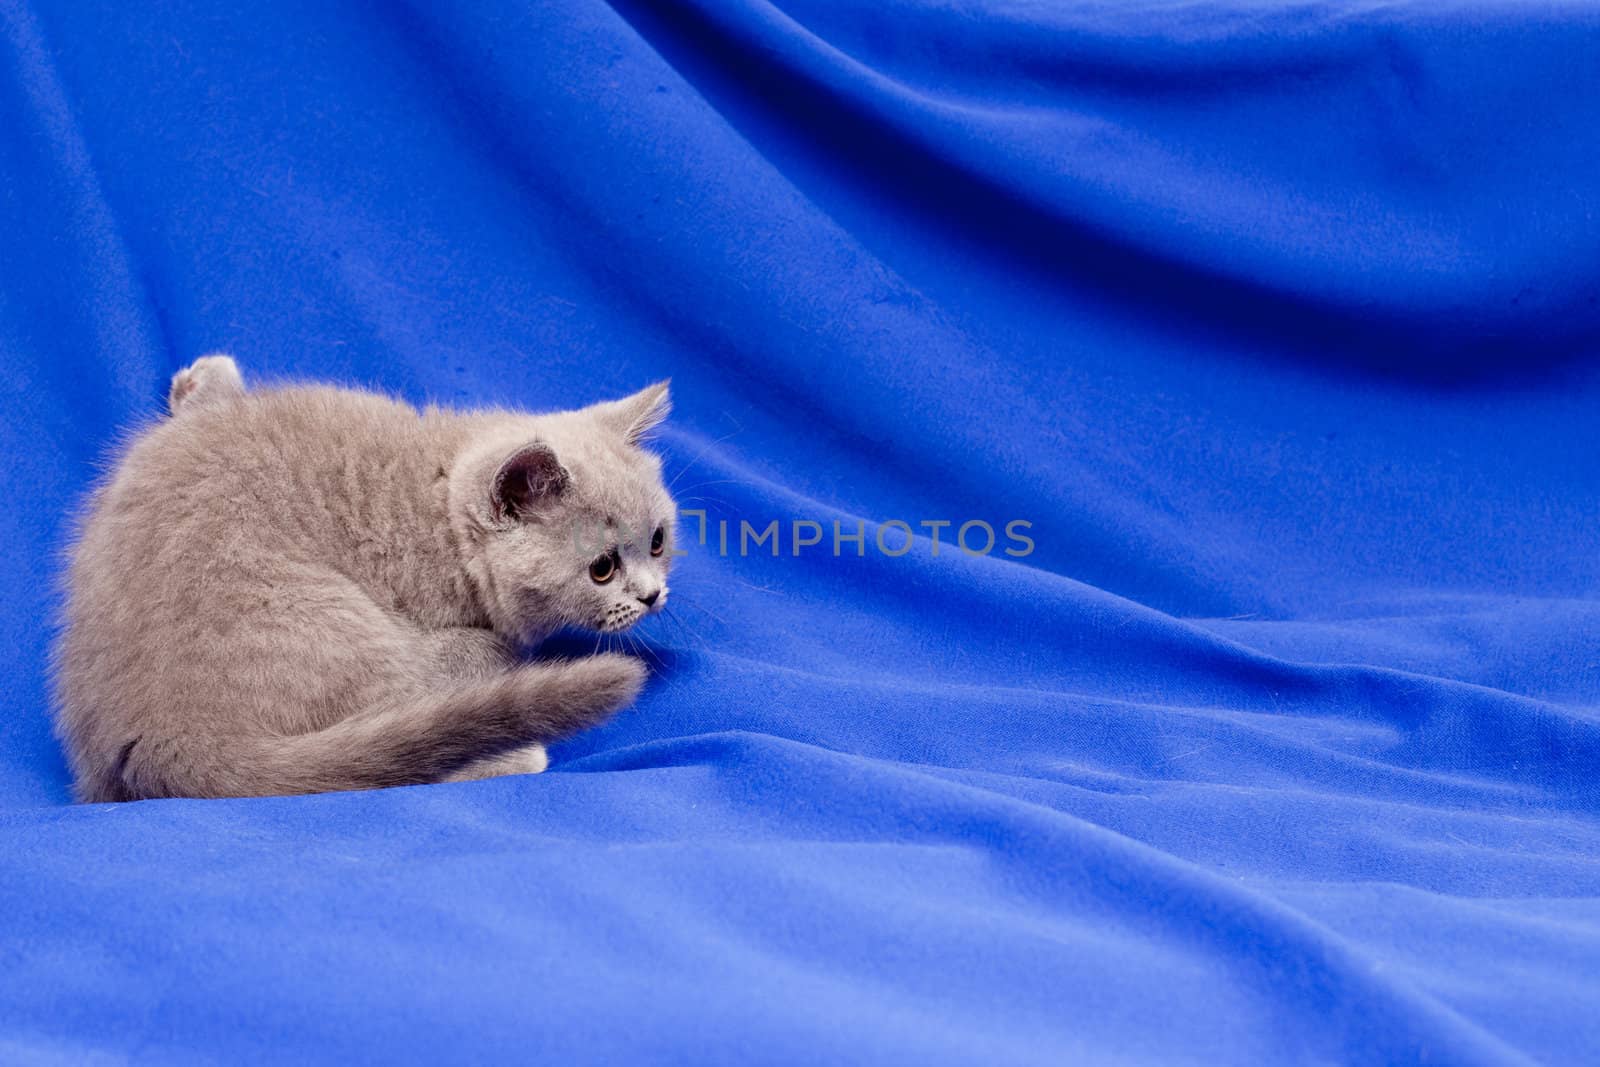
left=666, top=422, right=743, bottom=493
left=662, top=606, right=709, bottom=656
left=657, top=607, right=685, bottom=646
left=626, top=630, right=657, bottom=671
left=665, top=608, right=724, bottom=659
left=672, top=479, right=743, bottom=495
left=637, top=629, right=667, bottom=671
left=673, top=597, right=730, bottom=629
left=665, top=614, right=710, bottom=662
left=673, top=494, right=733, bottom=511
left=724, top=573, right=785, bottom=596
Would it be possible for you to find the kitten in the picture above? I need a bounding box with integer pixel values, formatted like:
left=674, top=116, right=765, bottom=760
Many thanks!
left=52, top=356, right=675, bottom=801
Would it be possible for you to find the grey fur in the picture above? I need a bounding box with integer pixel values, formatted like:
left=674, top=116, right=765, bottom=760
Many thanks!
left=53, top=356, right=675, bottom=801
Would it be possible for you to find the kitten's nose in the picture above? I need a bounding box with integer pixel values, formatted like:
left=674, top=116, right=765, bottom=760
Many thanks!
left=638, top=590, right=660, bottom=608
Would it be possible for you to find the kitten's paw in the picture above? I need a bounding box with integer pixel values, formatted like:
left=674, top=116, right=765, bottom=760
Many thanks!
left=509, top=743, right=550, bottom=774
left=442, top=743, right=548, bottom=783
left=561, top=653, right=648, bottom=712
left=169, top=354, right=246, bottom=416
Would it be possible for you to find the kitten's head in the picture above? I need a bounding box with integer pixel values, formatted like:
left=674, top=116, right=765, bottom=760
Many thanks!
left=450, top=382, right=676, bottom=644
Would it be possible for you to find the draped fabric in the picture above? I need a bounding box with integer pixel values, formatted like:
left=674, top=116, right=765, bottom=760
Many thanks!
left=1, top=2, right=1596, bottom=1062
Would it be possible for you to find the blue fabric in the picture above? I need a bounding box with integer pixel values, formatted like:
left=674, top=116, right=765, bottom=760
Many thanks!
left=2, top=1, right=1597, bottom=1061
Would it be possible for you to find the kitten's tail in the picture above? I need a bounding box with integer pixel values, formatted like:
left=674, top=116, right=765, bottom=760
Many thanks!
left=111, top=656, right=645, bottom=800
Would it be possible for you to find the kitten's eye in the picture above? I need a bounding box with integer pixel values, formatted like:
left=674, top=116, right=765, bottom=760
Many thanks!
left=650, top=526, right=665, bottom=557
left=589, top=554, right=616, bottom=584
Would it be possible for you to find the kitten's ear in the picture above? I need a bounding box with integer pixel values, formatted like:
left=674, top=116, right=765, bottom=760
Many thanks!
left=595, top=380, right=671, bottom=446
left=491, top=442, right=568, bottom=521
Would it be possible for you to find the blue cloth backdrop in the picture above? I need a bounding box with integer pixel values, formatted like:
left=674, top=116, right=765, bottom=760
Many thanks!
left=1, top=1, right=1597, bottom=1063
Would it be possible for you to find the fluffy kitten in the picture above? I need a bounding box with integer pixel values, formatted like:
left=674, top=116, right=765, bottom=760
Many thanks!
left=53, top=356, right=675, bottom=801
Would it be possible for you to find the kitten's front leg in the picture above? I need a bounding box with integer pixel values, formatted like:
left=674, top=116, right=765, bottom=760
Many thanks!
left=428, top=626, right=517, bottom=681
left=439, top=653, right=645, bottom=785
left=424, top=629, right=545, bottom=780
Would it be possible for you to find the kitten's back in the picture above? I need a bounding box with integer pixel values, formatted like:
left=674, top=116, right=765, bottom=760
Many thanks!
left=57, top=385, right=465, bottom=797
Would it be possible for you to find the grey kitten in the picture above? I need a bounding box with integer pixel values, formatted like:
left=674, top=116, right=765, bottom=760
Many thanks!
left=53, top=356, right=675, bottom=801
